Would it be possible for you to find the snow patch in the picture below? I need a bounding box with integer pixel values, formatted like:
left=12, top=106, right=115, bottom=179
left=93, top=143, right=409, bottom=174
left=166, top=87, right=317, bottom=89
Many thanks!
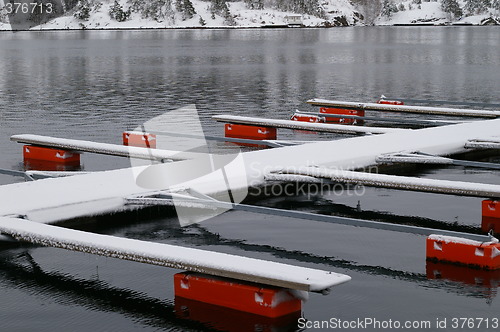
left=492, top=247, right=500, bottom=259
left=429, top=234, right=498, bottom=246
left=270, top=290, right=295, bottom=308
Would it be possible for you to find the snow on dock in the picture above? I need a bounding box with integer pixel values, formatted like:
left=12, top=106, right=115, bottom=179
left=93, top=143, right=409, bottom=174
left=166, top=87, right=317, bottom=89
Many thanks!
left=293, top=110, right=462, bottom=126
left=307, top=99, right=500, bottom=118
left=11, top=134, right=202, bottom=162
left=4, top=118, right=500, bottom=224
left=377, top=152, right=500, bottom=170
left=5, top=109, right=500, bottom=300
left=212, top=115, right=405, bottom=135
left=0, top=166, right=153, bottom=223
left=465, top=139, right=500, bottom=150
left=376, top=152, right=453, bottom=165
left=0, top=217, right=351, bottom=292
left=270, top=167, right=500, bottom=198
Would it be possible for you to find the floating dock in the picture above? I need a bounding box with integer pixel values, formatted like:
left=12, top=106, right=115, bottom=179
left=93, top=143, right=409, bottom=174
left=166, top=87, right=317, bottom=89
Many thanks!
left=0, top=217, right=350, bottom=293
left=307, top=99, right=500, bottom=118
left=4, top=102, right=500, bottom=302
left=5, top=118, right=500, bottom=222
left=212, top=115, right=404, bottom=135
left=11, top=134, right=201, bottom=162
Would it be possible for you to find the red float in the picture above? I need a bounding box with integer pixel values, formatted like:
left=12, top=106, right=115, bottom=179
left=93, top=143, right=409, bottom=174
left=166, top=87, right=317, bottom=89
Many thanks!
left=426, top=261, right=500, bottom=289
left=481, top=200, right=500, bottom=234
left=123, top=131, right=157, bottom=148
left=23, top=145, right=80, bottom=164
left=482, top=200, right=500, bottom=218
left=290, top=113, right=325, bottom=123
left=224, top=124, right=277, bottom=141
left=175, top=297, right=301, bottom=332
left=319, top=107, right=364, bottom=125
left=426, top=235, right=500, bottom=270
left=377, top=100, right=404, bottom=105
left=482, top=217, right=500, bottom=234
left=174, top=272, right=302, bottom=318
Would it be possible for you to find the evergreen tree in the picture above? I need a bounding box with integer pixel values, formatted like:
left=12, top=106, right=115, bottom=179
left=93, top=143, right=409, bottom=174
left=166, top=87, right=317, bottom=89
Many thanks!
left=479, top=0, right=492, bottom=13
left=109, top=0, right=131, bottom=22
left=128, top=0, right=174, bottom=23
left=463, top=0, right=474, bottom=15
left=492, top=0, right=500, bottom=11
left=464, top=0, right=491, bottom=15
left=184, top=0, right=196, bottom=18
left=210, top=0, right=235, bottom=25
left=441, top=0, right=462, bottom=19
left=244, top=0, right=264, bottom=10
left=74, top=0, right=91, bottom=20
left=176, top=0, right=196, bottom=20
left=381, top=0, right=399, bottom=17
left=270, top=0, right=325, bottom=18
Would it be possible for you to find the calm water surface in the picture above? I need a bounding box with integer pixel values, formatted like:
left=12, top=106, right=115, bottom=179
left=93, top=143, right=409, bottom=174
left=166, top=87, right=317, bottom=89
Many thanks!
left=0, top=27, right=499, bottom=331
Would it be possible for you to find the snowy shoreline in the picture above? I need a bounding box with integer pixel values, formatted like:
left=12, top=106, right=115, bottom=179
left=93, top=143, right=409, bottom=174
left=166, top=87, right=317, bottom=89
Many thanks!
left=0, top=0, right=498, bottom=31
left=1, top=26, right=497, bottom=32
left=0, top=21, right=497, bottom=32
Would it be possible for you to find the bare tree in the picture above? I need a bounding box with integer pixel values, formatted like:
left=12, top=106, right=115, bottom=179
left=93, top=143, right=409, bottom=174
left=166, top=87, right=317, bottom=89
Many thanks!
left=441, top=0, right=462, bottom=19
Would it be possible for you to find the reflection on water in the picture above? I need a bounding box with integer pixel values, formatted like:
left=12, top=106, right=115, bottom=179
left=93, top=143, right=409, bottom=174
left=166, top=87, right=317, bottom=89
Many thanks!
left=426, top=262, right=499, bottom=303
left=0, top=246, right=302, bottom=331
left=1, top=28, right=499, bottom=143
left=0, top=28, right=499, bottom=172
left=175, top=297, right=301, bottom=332
left=0, top=251, right=205, bottom=331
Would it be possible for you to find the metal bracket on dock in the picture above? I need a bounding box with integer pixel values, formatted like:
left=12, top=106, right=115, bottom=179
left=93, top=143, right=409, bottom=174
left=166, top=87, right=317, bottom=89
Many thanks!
left=126, top=187, right=490, bottom=243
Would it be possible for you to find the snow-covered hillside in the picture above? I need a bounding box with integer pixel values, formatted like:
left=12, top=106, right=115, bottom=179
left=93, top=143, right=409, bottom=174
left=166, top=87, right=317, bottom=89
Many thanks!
left=0, top=0, right=359, bottom=30
left=375, top=0, right=500, bottom=25
left=0, top=0, right=498, bottom=30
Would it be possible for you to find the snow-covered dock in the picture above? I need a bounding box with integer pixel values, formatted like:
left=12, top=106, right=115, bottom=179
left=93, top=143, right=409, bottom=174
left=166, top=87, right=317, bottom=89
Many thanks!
left=466, top=139, right=500, bottom=150
left=212, top=115, right=405, bottom=135
left=376, top=152, right=500, bottom=170
left=307, top=99, right=500, bottom=118
left=4, top=118, right=500, bottom=223
left=11, top=134, right=201, bottom=162
left=0, top=217, right=350, bottom=292
left=293, top=110, right=460, bottom=126
left=1, top=115, right=500, bottom=287
left=269, top=167, right=500, bottom=198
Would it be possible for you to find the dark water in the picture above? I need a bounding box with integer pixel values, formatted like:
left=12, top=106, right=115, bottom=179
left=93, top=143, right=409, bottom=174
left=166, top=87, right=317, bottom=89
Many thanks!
left=0, top=27, right=499, bottom=331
